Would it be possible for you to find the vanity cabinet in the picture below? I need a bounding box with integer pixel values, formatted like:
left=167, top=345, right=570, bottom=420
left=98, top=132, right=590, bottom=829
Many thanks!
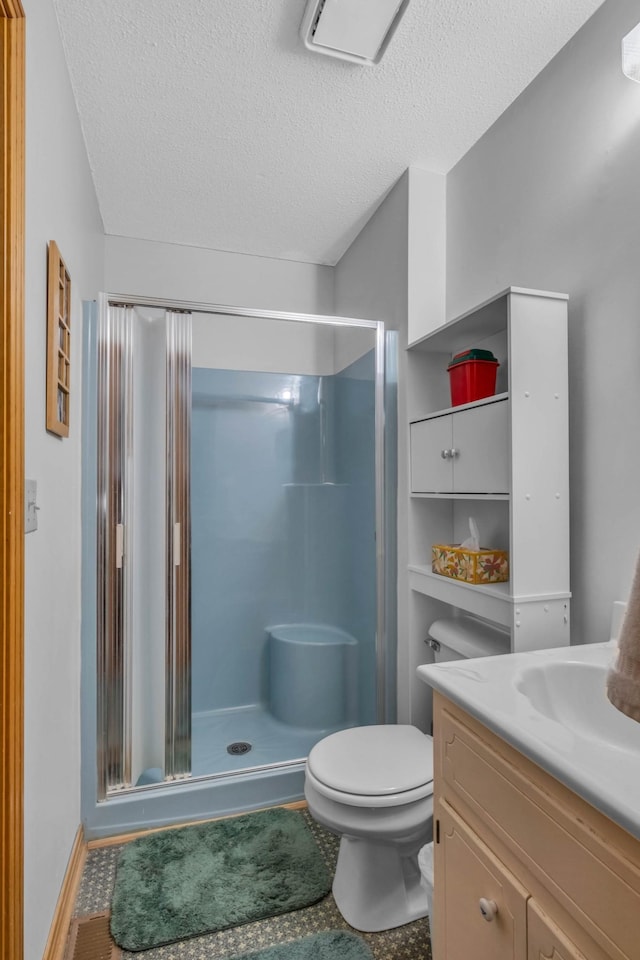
left=410, top=398, right=509, bottom=495
left=405, top=287, right=571, bottom=731
left=432, top=693, right=640, bottom=960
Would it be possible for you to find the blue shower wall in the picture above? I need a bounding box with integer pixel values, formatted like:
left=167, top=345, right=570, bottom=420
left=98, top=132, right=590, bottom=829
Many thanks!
left=192, top=369, right=294, bottom=714
left=191, top=359, right=376, bottom=718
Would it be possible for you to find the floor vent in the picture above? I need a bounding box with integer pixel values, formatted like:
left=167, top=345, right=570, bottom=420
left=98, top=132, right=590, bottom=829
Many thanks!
left=66, top=911, right=120, bottom=960
left=227, top=740, right=252, bottom=755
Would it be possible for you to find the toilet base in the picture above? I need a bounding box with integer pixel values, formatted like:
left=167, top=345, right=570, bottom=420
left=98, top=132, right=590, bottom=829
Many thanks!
left=332, top=834, right=430, bottom=932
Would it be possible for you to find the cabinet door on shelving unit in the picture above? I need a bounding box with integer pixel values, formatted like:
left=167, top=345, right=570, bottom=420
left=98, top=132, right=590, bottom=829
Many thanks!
left=410, top=415, right=453, bottom=493
left=527, top=901, right=590, bottom=960
left=453, top=401, right=509, bottom=494
left=435, top=799, right=528, bottom=960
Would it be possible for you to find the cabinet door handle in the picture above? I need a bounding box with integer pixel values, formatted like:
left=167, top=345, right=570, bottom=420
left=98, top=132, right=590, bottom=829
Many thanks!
left=478, top=898, right=498, bottom=922
left=450, top=447, right=459, bottom=458
left=441, top=448, right=451, bottom=459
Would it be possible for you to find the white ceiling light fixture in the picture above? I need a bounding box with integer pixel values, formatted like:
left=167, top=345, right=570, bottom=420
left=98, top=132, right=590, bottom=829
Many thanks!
left=622, top=22, right=640, bottom=82
left=300, top=0, right=410, bottom=66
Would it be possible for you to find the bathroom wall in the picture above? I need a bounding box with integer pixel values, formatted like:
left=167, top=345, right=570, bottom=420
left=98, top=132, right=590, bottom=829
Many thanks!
left=446, top=0, right=640, bottom=645
left=22, top=1, right=104, bottom=957
left=334, top=168, right=446, bottom=722
left=334, top=173, right=410, bottom=721
left=192, top=312, right=336, bottom=375
left=105, top=235, right=334, bottom=314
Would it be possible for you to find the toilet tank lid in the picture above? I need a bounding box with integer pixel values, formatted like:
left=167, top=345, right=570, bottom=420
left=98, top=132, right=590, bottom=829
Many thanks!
left=307, top=725, right=433, bottom=796
left=428, top=616, right=510, bottom=660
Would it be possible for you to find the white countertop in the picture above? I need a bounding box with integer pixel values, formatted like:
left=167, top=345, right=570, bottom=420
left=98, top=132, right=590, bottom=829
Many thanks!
left=417, top=641, right=640, bottom=841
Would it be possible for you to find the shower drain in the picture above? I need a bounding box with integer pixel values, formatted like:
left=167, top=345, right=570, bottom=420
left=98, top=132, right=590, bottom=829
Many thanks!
left=227, top=741, right=252, bottom=756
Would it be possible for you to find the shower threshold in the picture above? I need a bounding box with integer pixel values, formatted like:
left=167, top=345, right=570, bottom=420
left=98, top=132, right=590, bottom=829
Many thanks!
left=191, top=703, right=351, bottom=778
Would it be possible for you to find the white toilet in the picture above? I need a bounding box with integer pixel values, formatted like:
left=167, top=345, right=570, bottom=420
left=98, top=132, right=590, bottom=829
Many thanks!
left=304, top=615, right=509, bottom=932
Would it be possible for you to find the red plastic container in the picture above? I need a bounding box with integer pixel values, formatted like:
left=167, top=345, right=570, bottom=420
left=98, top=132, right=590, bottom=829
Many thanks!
left=447, top=357, right=499, bottom=406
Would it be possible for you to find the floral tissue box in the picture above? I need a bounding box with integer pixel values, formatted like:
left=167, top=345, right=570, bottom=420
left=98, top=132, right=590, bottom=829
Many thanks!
left=432, top=543, right=509, bottom=584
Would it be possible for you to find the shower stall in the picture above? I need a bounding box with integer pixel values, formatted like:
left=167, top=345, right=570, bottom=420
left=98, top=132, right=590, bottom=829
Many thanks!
left=82, top=294, right=396, bottom=836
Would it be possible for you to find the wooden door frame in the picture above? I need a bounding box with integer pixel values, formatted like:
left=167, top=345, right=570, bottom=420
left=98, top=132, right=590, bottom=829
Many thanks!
left=1, top=2, right=25, bottom=958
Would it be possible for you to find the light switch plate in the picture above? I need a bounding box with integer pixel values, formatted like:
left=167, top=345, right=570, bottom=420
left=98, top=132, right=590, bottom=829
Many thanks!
left=25, top=478, right=38, bottom=534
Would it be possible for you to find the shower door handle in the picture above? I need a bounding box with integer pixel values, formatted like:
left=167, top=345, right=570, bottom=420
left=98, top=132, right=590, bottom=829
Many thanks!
left=173, top=522, right=181, bottom=566
left=115, top=523, right=124, bottom=569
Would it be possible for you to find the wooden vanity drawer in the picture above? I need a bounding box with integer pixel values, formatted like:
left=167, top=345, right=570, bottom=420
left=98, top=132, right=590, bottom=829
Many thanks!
left=436, top=798, right=528, bottom=960
left=435, top=698, right=640, bottom=960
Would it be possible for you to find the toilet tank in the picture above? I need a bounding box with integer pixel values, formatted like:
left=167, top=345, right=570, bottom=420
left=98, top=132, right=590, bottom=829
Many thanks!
left=427, top=616, right=510, bottom=662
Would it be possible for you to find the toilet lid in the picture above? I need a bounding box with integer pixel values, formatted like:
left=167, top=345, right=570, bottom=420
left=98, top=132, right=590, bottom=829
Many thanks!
left=307, top=725, right=433, bottom=797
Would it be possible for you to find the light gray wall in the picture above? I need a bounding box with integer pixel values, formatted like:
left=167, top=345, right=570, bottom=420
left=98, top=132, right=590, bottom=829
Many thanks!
left=447, top=0, right=640, bottom=646
left=105, top=235, right=334, bottom=314
left=191, top=313, right=336, bottom=374
left=334, top=173, right=409, bottom=719
left=22, top=1, right=104, bottom=957
left=334, top=175, right=409, bottom=333
left=407, top=167, right=447, bottom=343
left=334, top=168, right=448, bottom=723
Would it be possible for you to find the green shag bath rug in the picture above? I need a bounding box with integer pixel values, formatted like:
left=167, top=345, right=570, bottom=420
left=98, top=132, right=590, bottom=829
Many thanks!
left=231, top=931, right=373, bottom=960
left=110, top=808, right=332, bottom=952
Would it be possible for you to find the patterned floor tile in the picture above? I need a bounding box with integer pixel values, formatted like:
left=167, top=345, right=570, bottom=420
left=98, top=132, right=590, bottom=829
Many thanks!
left=73, top=811, right=431, bottom=960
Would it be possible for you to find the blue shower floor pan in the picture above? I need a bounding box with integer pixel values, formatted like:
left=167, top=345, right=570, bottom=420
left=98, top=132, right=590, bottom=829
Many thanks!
left=192, top=703, right=350, bottom=777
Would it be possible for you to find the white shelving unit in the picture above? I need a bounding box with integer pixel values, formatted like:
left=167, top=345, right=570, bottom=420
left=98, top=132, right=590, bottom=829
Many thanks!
left=407, top=287, right=571, bottom=728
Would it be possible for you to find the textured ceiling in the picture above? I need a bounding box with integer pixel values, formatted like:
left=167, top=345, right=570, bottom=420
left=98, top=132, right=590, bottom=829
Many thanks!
left=53, top=0, right=605, bottom=265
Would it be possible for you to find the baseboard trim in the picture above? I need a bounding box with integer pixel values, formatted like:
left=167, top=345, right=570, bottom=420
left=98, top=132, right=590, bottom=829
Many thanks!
left=42, top=825, right=87, bottom=960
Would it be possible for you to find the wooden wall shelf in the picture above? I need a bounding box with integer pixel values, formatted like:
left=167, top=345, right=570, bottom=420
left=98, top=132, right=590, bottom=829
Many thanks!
left=46, top=240, right=71, bottom=437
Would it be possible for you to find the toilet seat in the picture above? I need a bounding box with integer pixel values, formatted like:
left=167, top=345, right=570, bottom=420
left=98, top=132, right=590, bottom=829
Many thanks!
left=306, top=724, right=434, bottom=807
left=305, top=765, right=433, bottom=807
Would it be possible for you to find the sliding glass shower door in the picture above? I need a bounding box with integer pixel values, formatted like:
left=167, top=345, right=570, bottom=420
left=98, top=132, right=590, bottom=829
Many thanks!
left=95, top=296, right=391, bottom=798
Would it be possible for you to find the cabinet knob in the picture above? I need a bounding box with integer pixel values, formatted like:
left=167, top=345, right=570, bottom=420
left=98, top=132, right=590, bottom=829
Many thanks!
left=450, top=447, right=459, bottom=458
left=478, top=898, right=498, bottom=922
left=440, top=449, right=450, bottom=459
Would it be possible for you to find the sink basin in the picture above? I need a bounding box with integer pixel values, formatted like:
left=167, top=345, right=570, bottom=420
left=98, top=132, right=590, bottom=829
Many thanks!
left=515, top=661, right=640, bottom=754
left=418, top=641, right=640, bottom=839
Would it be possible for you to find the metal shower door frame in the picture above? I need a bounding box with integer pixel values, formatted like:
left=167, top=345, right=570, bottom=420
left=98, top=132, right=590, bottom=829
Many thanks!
left=96, top=293, right=388, bottom=799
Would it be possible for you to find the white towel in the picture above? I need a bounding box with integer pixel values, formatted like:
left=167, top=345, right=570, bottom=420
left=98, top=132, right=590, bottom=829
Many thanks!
left=607, top=552, right=640, bottom=722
